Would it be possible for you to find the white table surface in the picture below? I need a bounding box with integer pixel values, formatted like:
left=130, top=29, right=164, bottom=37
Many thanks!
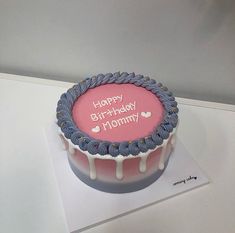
left=0, top=72, right=235, bottom=233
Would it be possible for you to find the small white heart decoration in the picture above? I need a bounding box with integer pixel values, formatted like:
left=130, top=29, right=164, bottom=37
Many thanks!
left=141, top=111, right=152, bottom=118
left=91, top=126, right=100, bottom=133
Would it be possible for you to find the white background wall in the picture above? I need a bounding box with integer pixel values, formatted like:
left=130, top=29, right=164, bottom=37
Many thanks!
left=0, top=0, right=235, bottom=104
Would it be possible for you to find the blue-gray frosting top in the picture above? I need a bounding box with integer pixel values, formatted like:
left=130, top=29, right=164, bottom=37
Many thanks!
left=56, top=72, right=178, bottom=157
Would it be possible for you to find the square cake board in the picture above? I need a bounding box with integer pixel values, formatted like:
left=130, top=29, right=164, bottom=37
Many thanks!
left=45, top=124, right=209, bottom=233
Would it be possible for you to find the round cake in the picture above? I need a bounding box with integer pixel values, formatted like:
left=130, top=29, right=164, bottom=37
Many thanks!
left=56, top=72, right=179, bottom=193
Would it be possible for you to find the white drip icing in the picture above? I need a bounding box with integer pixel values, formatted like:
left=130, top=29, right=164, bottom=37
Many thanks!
left=158, top=141, right=168, bottom=170
left=59, top=134, right=67, bottom=150
left=87, top=156, right=96, bottom=180
left=171, top=134, right=176, bottom=148
left=139, top=155, right=148, bottom=173
left=68, top=143, right=75, bottom=155
left=165, top=143, right=172, bottom=163
left=116, top=157, right=124, bottom=180
left=58, top=127, right=177, bottom=180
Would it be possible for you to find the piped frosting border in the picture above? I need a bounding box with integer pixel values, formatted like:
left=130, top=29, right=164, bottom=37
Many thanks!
left=56, top=72, right=178, bottom=157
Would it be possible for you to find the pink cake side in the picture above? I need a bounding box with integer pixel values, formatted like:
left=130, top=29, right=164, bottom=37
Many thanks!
left=60, top=134, right=175, bottom=184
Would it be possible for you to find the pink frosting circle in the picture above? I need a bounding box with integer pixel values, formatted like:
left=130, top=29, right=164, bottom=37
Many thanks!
left=72, top=84, right=164, bottom=142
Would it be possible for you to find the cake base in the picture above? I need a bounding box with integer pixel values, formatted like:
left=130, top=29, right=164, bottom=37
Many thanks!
left=67, top=153, right=170, bottom=193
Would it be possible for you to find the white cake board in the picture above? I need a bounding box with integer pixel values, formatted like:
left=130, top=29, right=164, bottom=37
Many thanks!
left=45, top=124, right=209, bottom=233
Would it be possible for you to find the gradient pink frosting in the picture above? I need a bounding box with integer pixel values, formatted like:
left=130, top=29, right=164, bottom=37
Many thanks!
left=72, top=84, right=164, bottom=142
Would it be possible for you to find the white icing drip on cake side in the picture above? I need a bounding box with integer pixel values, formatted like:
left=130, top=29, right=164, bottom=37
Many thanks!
left=58, top=126, right=177, bottom=180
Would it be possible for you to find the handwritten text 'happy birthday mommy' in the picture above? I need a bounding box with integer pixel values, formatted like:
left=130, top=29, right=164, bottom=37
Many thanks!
left=90, top=95, right=140, bottom=131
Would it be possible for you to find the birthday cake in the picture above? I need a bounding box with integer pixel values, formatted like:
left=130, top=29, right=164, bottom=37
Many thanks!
left=56, top=72, right=179, bottom=193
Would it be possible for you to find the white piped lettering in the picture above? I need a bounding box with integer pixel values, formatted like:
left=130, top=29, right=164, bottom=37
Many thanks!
left=101, top=113, right=139, bottom=131
left=90, top=101, right=136, bottom=121
left=92, top=95, right=123, bottom=109
left=102, top=121, right=111, bottom=131
left=90, top=114, right=99, bottom=121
